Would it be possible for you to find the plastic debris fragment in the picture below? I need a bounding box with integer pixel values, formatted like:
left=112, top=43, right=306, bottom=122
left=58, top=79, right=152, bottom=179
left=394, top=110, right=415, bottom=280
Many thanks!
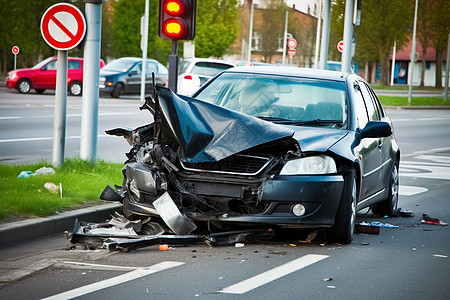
left=421, top=214, right=448, bottom=226
left=18, top=171, right=32, bottom=178
left=44, top=182, right=59, bottom=193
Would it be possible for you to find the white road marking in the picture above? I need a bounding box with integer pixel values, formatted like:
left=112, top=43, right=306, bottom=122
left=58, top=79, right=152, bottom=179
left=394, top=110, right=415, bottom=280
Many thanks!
left=41, top=261, right=184, bottom=300
left=219, top=254, right=329, bottom=294
left=0, top=134, right=109, bottom=143
left=399, top=185, right=428, bottom=196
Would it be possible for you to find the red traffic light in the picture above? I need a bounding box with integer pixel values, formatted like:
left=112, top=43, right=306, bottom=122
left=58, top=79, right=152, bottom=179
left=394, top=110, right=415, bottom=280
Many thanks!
left=159, top=0, right=196, bottom=40
left=163, top=0, right=183, bottom=16
left=162, top=18, right=186, bottom=40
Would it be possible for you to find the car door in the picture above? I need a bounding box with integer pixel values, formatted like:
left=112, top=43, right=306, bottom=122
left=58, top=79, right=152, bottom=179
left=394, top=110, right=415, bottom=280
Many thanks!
left=125, top=62, right=142, bottom=94
left=33, top=59, right=57, bottom=89
left=67, top=59, right=83, bottom=83
left=353, top=81, right=384, bottom=203
left=144, top=61, right=158, bottom=93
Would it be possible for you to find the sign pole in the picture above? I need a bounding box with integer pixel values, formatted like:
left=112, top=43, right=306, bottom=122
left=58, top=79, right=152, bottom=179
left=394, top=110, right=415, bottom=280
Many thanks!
left=52, top=50, right=68, bottom=167
left=14, top=54, right=17, bottom=70
left=41, top=3, right=87, bottom=166
left=80, top=0, right=103, bottom=161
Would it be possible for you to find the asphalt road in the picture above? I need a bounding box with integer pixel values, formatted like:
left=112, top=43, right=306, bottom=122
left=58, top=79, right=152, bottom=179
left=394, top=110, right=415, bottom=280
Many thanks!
left=0, top=88, right=449, bottom=299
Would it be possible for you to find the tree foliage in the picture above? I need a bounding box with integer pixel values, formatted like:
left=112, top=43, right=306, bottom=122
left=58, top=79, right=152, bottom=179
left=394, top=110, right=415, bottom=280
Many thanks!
left=194, top=0, right=239, bottom=58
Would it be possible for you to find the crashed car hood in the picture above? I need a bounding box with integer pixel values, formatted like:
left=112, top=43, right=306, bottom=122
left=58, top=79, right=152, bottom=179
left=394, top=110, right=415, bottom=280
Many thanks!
left=156, top=86, right=296, bottom=163
left=289, top=126, right=348, bottom=152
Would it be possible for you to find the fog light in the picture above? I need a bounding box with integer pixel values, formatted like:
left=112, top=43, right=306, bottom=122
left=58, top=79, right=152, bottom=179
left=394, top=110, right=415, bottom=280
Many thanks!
left=292, top=204, right=306, bottom=216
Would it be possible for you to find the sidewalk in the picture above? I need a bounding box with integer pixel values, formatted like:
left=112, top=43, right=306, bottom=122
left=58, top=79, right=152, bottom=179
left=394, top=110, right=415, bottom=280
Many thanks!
left=0, top=203, right=121, bottom=247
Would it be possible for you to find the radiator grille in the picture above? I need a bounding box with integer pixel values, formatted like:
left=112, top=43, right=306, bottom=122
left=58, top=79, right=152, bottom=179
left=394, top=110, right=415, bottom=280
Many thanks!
left=180, top=154, right=272, bottom=176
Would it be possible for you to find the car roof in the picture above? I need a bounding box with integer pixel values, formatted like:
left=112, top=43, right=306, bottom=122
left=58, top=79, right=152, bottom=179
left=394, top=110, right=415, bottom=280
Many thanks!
left=222, top=66, right=350, bottom=81
left=182, top=57, right=235, bottom=66
left=113, top=57, right=161, bottom=63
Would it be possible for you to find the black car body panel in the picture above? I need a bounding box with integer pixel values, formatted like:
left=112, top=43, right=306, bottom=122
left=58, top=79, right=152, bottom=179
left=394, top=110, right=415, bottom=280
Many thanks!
left=102, top=67, right=400, bottom=244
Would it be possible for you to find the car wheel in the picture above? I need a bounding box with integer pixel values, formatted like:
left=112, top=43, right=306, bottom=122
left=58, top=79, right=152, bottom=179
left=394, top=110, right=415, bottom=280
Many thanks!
left=35, top=89, right=46, bottom=94
left=69, top=81, right=82, bottom=96
left=372, top=160, right=399, bottom=217
left=329, top=169, right=357, bottom=244
left=112, top=83, right=124, bottom=98
left=17, top=79, right=31, bottom=94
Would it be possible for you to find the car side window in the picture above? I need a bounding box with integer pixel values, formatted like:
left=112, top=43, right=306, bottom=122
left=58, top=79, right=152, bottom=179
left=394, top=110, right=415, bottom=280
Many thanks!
left=359, top=81, right=380, bottom=121
left=146, top=62, right=157, bottom=75
left=44, top=60, right=57, bottom=70
left=365, top=83, right=386, bottom=118
left=353, top=84, right=369, bottom=129
left=130, top=63, right=142, bottom=75
left=68, top=60, right=81, bottom=69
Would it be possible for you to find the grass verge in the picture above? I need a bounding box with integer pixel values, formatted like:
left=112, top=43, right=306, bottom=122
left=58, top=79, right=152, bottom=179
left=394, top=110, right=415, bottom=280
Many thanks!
left=378, top=96, right=450, bottom=106
left=0, top=158, right=123, bottom=223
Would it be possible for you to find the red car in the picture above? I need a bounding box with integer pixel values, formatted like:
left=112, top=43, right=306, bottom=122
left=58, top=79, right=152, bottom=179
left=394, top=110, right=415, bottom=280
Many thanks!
left=5, top=57, right=105, bottom=96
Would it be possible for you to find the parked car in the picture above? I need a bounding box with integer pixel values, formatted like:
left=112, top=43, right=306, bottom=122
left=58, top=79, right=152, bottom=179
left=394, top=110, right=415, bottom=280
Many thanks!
left=177, top=58, right=234, bottom=96
left=102, top=66, right=399, bottom=244
left=5, top=57, right=105, bottom=96
left=99, top=57, right=168, bottom=98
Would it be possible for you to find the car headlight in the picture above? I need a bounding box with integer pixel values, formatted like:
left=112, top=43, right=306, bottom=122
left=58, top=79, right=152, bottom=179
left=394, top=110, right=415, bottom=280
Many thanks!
left=280, top=155, right=337, bottom=175
left=8, top=72, right=17, bottom=80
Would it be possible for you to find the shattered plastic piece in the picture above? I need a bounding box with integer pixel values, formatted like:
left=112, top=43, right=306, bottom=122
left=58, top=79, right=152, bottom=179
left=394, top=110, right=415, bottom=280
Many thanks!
left=44, top=182, right=59, bottom=193
left=153, top=192, right=197, bottom=235
left=34, top=167, right=56, bottom=176
left=432, top=254, right=448, bottom=258
left=323, top=277, right=333, bottom=282
left=355, top=223, right=380, bottom=234
left=18, top=171, right=32, bottom=178
left=396, top=208, right=414, bottom=217
left=367, top=221, right=398, bottom=228
left=235, top=243, right=245, bottom=248
left=421, top=214, right=448, bottom=226
left=159, top=244, right=169, bottom=251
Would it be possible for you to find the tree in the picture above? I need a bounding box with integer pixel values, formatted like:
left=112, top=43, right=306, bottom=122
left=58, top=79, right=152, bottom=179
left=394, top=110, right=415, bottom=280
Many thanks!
left=194, top=0, right=239, bottom=58
left=330, top=0, right=413, bottom=84
left=356, top=0, right=413, bottom=84
left=417, top=0, right=434, bottom=88
left=428, top=0, right=450, bottom=88
left=259, top=0, right=287, bottom=63
left=0, top=0, right=62, bottom=73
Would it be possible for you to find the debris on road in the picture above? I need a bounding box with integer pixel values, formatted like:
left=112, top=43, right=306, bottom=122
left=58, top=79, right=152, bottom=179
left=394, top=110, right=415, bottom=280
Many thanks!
left=421, top=214, right=448, bottom=226
left=395, top=208, right=414, bottom=218
left=17, top=167, right=56, bottom=178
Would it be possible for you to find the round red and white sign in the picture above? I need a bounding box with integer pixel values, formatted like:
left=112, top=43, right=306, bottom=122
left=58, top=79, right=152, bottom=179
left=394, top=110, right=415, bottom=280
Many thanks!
left=287, top=38, right=297, bottom=49
left=337, top=40, right=344, bottom=53
left=12, top=46, right=20, bottom=55
left=40, top=3, right=86, bottom=51
left=287, top=49, right=296, bottom=56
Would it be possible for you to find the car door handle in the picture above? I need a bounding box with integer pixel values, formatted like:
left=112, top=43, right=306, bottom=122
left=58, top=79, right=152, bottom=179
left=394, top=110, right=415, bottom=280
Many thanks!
left=378, top=139, right=383, bottom=149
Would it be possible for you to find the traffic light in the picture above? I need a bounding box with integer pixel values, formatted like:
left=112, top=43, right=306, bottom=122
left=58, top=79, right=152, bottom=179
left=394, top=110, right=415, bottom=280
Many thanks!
left=158, top=0, right=196, bottom=40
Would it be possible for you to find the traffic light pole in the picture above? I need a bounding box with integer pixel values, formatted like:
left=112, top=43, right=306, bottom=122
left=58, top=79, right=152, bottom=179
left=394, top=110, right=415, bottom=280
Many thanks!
left=168, top=39, right=179, bottom=93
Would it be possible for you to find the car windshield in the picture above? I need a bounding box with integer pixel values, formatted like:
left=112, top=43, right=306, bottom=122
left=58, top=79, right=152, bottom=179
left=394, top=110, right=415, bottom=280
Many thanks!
left=195, top=72, right=347, bottom=128
left=32, top=57, right=55, bottom=69
left=103, top=59, right=136, bottom=72
left=180, top=61, right=233, bottom=77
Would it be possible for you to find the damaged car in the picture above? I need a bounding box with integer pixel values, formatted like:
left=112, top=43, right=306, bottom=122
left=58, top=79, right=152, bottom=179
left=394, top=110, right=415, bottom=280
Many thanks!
left=101, top=66, right=400, bottom=244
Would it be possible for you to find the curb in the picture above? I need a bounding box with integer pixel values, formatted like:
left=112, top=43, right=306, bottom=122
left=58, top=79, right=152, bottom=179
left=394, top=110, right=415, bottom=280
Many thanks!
left=0, top=203, right=121, bottom=246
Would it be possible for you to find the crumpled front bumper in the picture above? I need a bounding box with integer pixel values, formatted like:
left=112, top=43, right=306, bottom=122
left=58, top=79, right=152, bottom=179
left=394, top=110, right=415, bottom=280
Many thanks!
left=188, top=174, right=344, bottom=228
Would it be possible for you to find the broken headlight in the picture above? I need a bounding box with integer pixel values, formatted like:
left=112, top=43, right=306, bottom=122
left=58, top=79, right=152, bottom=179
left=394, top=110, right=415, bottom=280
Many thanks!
left=280, top=155, right=337, bottom=175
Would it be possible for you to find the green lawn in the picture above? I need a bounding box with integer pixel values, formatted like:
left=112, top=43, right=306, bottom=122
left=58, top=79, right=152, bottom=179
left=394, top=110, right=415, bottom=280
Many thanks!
left=378, top=96, right=450, bottom=107
left=0, top=158, right=123, bottom=223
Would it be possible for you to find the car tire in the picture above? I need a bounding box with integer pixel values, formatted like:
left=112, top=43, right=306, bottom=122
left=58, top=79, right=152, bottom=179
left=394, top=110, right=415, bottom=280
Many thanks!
left=112, top=83, right=124, bottom=98
left=329, top=169, right=357, bottom=244
left=372, top=159, right=399, bottom=217
left=68, top=81, right=82, bottom=96
left=35, top=89, right=46, bottom=94
left=17, top=79, right=31, bottom=94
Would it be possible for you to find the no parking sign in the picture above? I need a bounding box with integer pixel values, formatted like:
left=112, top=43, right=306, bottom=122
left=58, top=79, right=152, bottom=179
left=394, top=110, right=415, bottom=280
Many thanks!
left=40, top=3, right=86, bottom=51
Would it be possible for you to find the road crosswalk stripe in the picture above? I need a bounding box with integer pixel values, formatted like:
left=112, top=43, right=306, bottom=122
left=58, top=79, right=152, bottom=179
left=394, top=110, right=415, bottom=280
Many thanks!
left=219, top=254, right=329, bottom=294
left=41, top=261, right=184, bottom=300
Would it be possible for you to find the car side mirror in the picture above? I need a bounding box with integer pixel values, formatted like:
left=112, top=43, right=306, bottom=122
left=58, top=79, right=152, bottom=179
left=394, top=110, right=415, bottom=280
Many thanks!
left=360, top=121, right=392, bottom=138
left=129, top=70, right=138, bottom=76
